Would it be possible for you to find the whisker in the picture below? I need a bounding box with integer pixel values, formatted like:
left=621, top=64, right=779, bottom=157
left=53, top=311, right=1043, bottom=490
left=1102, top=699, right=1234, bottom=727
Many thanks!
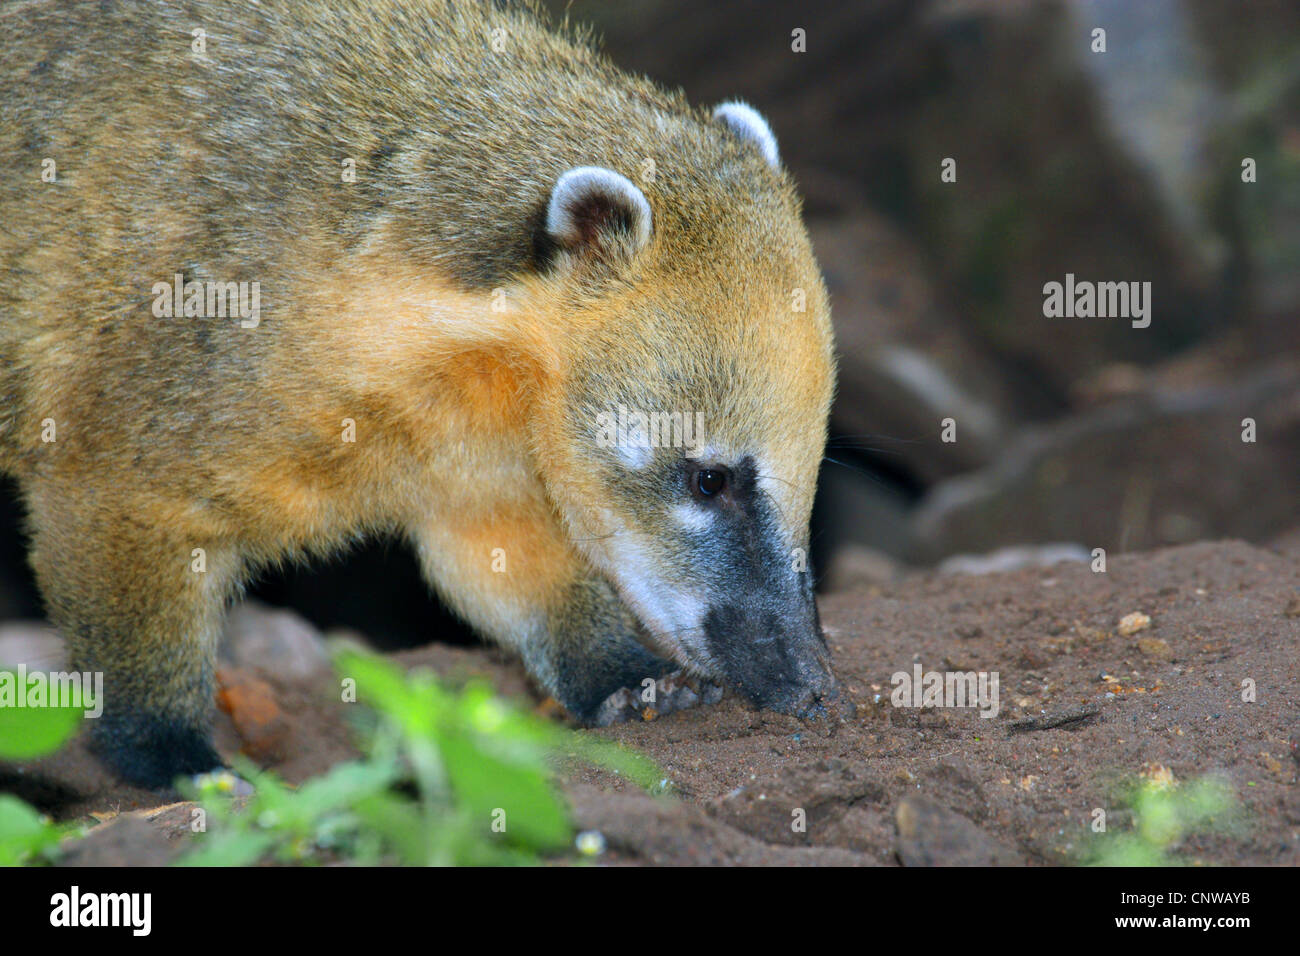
left=568, top=530, right=622, bottom=543
left=755, top=471, right=795, bottom=489
left=828, top=433, right=921, bottom=444
left=825, top=441, right=914, bottom=458
left=822, top=455, right=895, bottom=488
left=753, top=478, right=791, bottom=525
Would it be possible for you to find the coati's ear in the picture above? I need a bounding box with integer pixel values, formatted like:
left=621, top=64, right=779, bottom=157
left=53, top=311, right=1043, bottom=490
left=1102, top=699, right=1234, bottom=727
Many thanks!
left=545, top=166, right=652, bottom=260
left=712, top=100, right=780, bottom=169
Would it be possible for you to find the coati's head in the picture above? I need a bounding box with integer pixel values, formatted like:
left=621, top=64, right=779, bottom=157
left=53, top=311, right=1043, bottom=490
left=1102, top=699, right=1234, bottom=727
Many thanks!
left=526, top=103, right=840, bottom=716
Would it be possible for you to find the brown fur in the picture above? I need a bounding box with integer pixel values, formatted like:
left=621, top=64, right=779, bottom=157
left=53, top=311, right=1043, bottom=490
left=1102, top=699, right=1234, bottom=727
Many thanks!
left=0, top=0, right=836, bottom=786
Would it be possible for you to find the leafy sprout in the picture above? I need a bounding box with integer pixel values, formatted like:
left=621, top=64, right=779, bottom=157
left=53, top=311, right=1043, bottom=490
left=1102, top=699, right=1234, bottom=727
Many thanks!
left=177, top=649, right=659, bottom=866
left=1085, top=771, right=1241, bottom=866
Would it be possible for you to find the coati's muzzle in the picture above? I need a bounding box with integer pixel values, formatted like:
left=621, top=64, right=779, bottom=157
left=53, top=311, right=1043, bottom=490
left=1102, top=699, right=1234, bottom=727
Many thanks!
left=701, top=583, right=843, bottom=717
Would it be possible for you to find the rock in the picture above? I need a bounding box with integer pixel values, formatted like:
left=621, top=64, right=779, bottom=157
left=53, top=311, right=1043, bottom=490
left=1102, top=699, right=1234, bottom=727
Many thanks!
left=1118, top=612, right=1153, bottom=636
left=1137, top=637, right=1173, bottom=660
left=937, top=543, right=1089, bottom=576
left=905, top=0, right=1225, bottom=401
left=0, top=622, right=64, bottom=670
left=219, top=601, right=331, bottom=682
left=819, top=804, right=894, bottom=855
left=822, top=544, right=903, bottom=592
left=813, top=216, right=1021, bottom=484
left=216, top=668, right=290, bottom=763
left=137, top=801, right=214, bottom=841
left=894, top=796, right=1023, bottom=866
left=814, top=459, right=916, bottom=568
left=1187, top=0, right=1300, bottom=334
left=913, top=363, right=1300, bottom=560
left=57, top=814, right=178, bottom=867
left=1070, top=0, right=1224, bottom=267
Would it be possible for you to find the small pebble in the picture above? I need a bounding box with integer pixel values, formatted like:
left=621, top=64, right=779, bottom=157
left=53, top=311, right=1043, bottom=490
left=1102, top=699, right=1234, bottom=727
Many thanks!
left=575, top=830, right=606, bottom=857
left=1117, top=612, right=1151, bottom=636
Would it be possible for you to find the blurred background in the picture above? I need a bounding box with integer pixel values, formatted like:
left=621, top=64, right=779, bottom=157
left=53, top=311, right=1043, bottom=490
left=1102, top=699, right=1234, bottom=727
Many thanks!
left=1, top=0, right=1297, bottom=649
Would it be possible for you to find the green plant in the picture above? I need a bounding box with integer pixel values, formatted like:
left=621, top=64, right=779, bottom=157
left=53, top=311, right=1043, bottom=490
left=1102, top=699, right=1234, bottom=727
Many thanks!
left=0, top=671, right=86, bottom=865
left=0, top=794, right=79, bottom=866
left=1085, top=771, right=1241, bottom=866
left=179, top=649, right=659, bottom=866
left=0, top=669, right=86, bottom=761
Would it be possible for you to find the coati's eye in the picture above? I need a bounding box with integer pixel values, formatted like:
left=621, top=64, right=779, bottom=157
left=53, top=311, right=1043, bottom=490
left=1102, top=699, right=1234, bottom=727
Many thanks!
left=693, top=467, right=728, bottom=498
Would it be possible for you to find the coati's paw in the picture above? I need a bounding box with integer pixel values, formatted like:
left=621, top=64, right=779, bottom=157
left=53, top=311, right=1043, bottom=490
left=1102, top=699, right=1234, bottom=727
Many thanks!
left=592, top=672, right=725, bottom=725
left=90, top=713, right=224, bottom=790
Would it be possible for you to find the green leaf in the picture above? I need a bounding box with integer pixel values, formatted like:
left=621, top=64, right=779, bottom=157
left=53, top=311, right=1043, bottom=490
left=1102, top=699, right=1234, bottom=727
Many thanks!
left=0, top=670, right=84, bottom=759
left=173, top=647, right=660, bottom=866
left=0, top=794, right=66, bottom=866
left=176, top=830, right=278, bottom=868
left=438, top=733, right=570, bottom=851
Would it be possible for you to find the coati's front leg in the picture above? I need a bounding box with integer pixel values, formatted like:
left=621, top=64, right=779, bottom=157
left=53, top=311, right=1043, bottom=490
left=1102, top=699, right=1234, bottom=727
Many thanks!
left=411, top=493, right=708, bottom=725
left=24, top=479, right=236, bottom=788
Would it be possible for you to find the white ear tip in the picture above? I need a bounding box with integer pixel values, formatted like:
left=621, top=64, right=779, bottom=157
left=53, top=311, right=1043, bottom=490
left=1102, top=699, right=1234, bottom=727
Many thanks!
left=713, top=100, right=780, bottom=168
left=546, top=166, right=653, bottom=250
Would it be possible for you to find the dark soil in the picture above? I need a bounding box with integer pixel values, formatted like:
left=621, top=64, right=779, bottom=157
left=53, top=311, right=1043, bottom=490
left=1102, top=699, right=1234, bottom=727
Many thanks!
left=7, top=539, right=1298, bottom=866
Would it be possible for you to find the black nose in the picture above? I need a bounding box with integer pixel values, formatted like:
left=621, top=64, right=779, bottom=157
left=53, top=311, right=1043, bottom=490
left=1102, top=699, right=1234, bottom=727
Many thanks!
left=789, top=678, right=856, bottom=721
left=702, top=599, right=841, bottom=715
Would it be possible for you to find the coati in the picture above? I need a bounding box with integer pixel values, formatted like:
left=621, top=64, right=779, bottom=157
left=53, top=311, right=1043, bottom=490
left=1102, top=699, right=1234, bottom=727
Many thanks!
left=0, top=0, right=843, bottom=788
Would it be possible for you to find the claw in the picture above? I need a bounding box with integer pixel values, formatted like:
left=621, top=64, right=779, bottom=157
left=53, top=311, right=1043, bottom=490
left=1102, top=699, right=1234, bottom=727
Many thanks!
left=593, top=671, right=725, bottom=724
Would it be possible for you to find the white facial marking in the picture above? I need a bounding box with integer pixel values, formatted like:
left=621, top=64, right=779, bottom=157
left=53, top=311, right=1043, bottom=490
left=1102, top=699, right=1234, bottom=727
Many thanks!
left=756, top=467, right=782, bottom=500
left=712, top=101, right=781, bottom=169
left=673, top=502, right=714, bottom=532
left=686, top=442, right=727, bottom=463
left=575, top=510, right=710, bottom=662
left=616, top=441, right=653, bottom=470
left=605, top=535, right=705, bottom=640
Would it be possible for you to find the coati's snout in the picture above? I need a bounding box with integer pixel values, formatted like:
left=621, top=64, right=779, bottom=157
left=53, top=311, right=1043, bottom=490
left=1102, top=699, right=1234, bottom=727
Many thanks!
left=675, top=456, right=840, bottom=716
left=700, top=583, right=839, bottom=717
left=559, top=446, right=843, bottom=718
